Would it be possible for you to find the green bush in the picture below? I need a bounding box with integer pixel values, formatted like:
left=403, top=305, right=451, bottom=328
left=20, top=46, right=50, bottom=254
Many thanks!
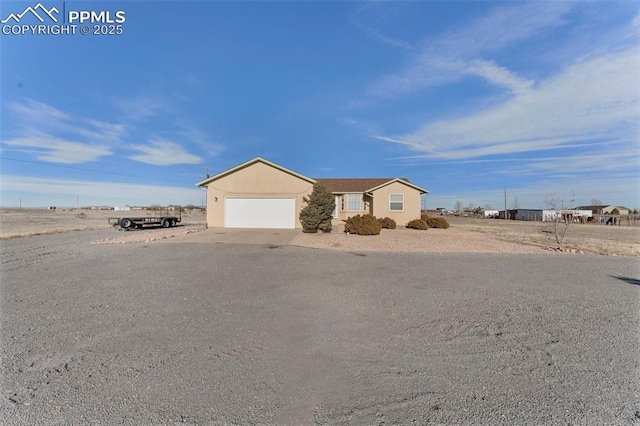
left=378, top=217, right=397, bottom=229
left=299, top=183, right=335, bottom=233
left=426, top=217, right=450, bottom=229
left=407, top=218, right=429, bottom=230
left=344, top=214, right=381, bottom=235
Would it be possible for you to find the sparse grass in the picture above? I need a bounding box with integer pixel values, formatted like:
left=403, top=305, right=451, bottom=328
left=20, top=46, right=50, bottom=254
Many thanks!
left=0, top=209, right=206, bottom=240
left=446, top=216, right=640, bottom=256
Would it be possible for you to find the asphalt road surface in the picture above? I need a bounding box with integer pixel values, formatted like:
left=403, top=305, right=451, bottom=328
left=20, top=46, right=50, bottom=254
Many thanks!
left=1, top=229, right=639, bottom=425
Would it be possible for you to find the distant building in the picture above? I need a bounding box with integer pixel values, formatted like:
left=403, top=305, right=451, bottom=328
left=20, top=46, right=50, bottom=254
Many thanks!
left=574, top=205, right=630, bottom=215
left=114, top=205, right=131, bottom=211
left=483, top=210, right=499, bottom=218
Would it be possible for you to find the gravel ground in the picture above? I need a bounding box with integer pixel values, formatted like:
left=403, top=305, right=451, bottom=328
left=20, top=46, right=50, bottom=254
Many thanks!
left=1, top=230, right=639, bottom=425
left=292, top=227, right=547, bottom=253
left=91, top=226, right=205, bottom=245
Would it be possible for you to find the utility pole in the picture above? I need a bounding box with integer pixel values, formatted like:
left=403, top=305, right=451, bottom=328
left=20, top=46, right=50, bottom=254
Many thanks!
left=76, top=195, right=79, bottom=210
left=504, top=188, right=507, bottom=220
left=19, top=197, right=22, bottom=210
left=205, top=167, right=210, bottom=179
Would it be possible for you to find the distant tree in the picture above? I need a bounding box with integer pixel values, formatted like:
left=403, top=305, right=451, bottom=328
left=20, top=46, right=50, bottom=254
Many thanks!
left=467, top=202, right=476, bottom=211
left=299, top=183, right=335, bottom=233
left=590, top=198, right=603, bottom=206
left=454, top=201, right=464, bottom=212
left=484, top=204, right=493, bottom=210
left=545, top=191, right=575, bottom=249
left=512, top=197, right=520, bottom=210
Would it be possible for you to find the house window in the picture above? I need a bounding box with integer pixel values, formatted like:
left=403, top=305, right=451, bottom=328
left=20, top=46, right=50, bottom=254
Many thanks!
left=340, top=196, right=344, bottom=211
left=390, top=193, right=404, bottom=211
left=347, top=194, right=360, bottom=211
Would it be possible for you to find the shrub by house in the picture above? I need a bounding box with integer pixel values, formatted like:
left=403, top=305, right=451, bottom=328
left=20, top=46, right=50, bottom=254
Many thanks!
left=378, top=217, right=397, bottom=229
left=344, top=214, right=382, bottom=235
left=407, top=218, right=429, bottom=230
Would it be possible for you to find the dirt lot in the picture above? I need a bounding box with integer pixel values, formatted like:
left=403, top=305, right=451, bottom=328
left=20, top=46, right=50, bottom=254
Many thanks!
left=1, top=230, right=638, bottom=424
left=1, top=210, right=638, bottom=256
left=446, top=216, right=640, bottom=256
left=0, top=209, right=207, bottom=239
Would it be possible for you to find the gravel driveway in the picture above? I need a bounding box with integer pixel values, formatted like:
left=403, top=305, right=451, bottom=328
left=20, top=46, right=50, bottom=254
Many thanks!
left=1, top=230, right=638, bottom=424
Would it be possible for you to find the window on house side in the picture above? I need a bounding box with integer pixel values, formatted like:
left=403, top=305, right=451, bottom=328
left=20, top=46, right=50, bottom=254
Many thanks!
left=390, top=193, right=404, bottom=211
left=348, top=194, right=360, bottom=211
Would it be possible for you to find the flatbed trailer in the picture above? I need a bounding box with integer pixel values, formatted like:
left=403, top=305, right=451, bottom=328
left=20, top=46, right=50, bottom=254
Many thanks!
left=108, top=209, right=182, bottom=231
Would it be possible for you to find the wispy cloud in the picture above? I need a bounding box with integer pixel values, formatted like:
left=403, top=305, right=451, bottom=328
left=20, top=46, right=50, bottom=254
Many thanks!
left=2, top=99, right=123, bottom=163
left=357, top=23, right=412, bottom=50
left=110, top=96, right=172, bottom=121
left=129, top=140, right=202, bottom=166
left=376, top=46, right=639, bottom=159
left=368, top=2, right=573, bottom=97
left=464, top=59, right=534, bottom=95
left=3, top=133, right=112, bottom=164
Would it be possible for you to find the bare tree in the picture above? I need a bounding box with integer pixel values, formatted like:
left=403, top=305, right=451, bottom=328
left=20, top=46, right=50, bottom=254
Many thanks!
left=590, top=198, right=603, bottom=206
left=545, top=191, right=575, bottom=249
left=454, top=201, right=464, bottom=212
left=484, top=203, right=493, bottom=210
left=512, top=197, right=520, bottom=209
left=467, top=202, right=476, bottom=211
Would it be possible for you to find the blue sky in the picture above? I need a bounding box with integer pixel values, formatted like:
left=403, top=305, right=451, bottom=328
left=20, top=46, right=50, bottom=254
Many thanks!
left=1, top=0, right=638, bottom=210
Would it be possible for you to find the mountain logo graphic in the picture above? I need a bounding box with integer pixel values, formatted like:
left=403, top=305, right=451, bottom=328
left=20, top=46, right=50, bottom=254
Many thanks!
left=1, top=3, right=59, bottom=24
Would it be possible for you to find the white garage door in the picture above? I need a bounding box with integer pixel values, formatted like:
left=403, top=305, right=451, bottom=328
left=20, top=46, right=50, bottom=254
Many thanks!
left=224, top=198, right=296, bottom=229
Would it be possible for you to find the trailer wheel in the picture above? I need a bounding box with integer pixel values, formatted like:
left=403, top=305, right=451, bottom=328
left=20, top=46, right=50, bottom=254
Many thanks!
left=162, top=219, right=170, bottom=228
left=169, top=219, right=176, bottom=227
left=119, top=218, right=133, bottom=229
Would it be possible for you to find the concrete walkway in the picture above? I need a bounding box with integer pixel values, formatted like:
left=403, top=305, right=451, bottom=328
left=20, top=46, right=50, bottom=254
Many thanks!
left=160, top=227, right=300, bottom=245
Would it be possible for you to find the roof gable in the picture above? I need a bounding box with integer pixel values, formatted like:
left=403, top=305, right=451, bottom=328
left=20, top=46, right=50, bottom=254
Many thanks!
left=366, top=178, right=429, bottom=194
left=197, top=157, right=316, bottom=187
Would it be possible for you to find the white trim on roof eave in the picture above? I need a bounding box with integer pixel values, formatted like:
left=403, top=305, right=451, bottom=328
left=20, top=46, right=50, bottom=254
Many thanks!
left=196, top=157, right=316, bottom=187
left=365, top=178, right=429, bottom=194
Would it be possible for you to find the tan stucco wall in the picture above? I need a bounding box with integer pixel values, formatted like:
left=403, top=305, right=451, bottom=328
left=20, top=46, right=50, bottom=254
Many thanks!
left=333, top=194, right=372, bottom=225
left=371, top=181, right=422, bottom=226
left=332, top=184, right=422, bottom=227
left=204, top=162, right=313, bottom=228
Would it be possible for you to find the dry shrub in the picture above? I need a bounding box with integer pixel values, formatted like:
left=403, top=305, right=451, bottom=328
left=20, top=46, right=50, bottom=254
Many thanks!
left=378, top=217, right=397, bottom=229
left=421, top=213, right=430, bottom=222
left=426, top=217, right=450, bottom=229
left=345, top=214, right=382, bottom=235
left=407, top=219, right=429, bottom=230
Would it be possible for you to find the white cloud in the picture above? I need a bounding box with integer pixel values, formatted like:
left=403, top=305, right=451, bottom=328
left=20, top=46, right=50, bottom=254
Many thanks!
left=9, top=99, right=70, bottom=121
left=0, top=175, right=204, bottom=207
left=369, top=2, right=572, bottom=96
left=464, top=59, right=534, bottom=95
left=129, top=140, right=202, bottom=166
left=110, top=96, right=171, bottom=121
left=357, top=23, right=412, bottom=50
left=2, top=133, right=112, bottom=164
left=3, top=98, right=125, bottom=164
left=377, top=47, right=639, bottom=159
